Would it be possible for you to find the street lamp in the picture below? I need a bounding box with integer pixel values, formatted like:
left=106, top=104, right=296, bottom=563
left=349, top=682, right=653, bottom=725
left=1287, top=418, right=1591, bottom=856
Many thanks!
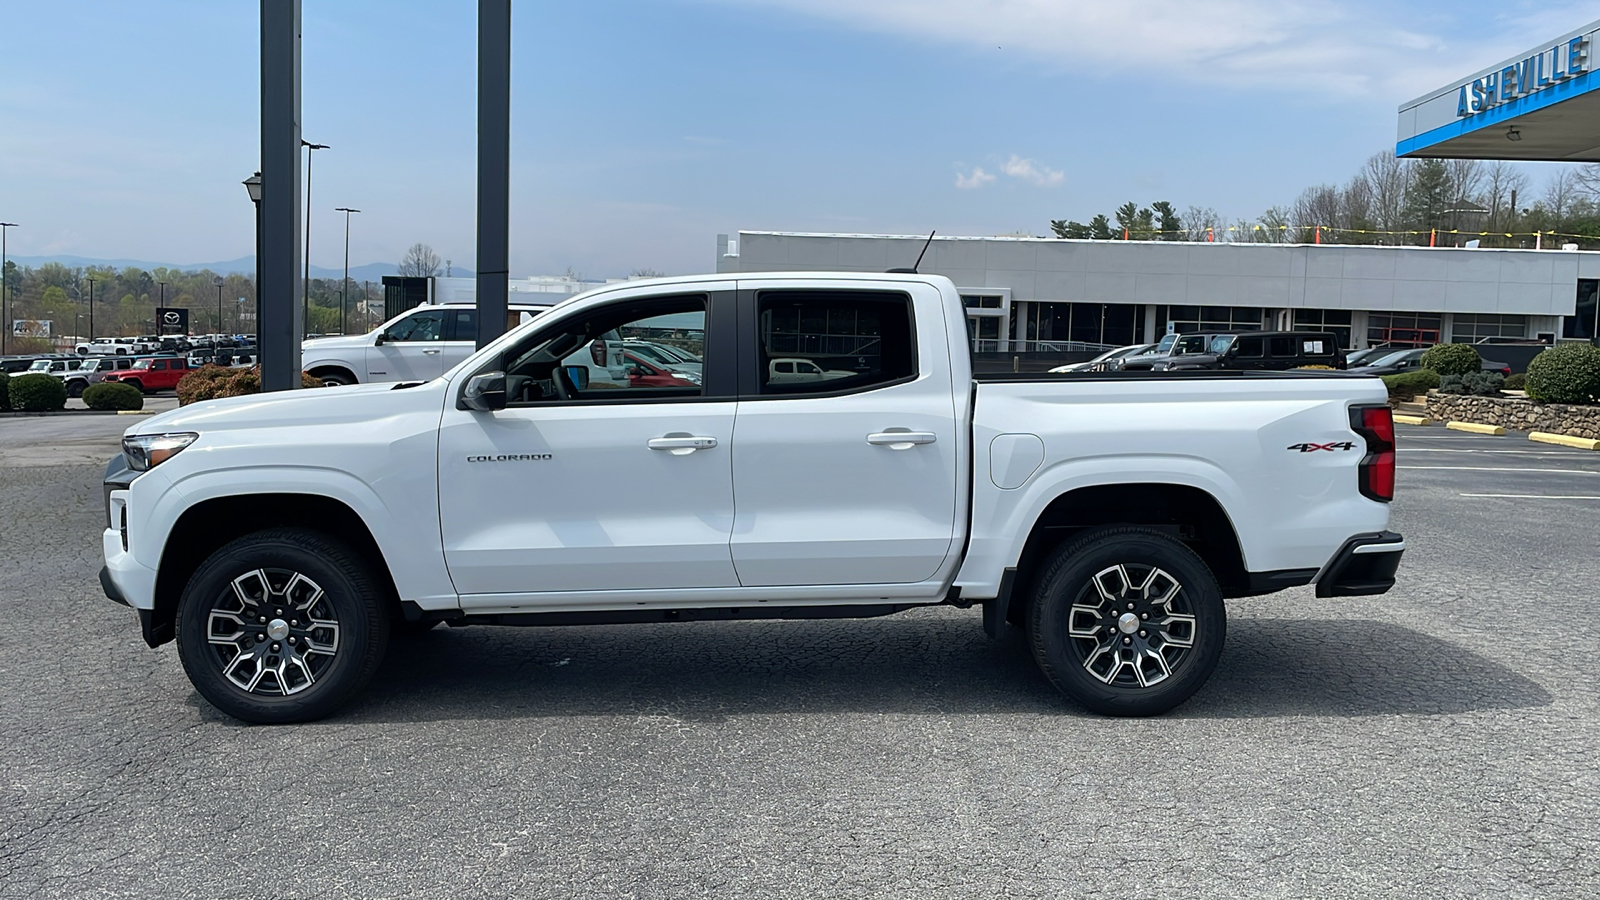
left=0, top=222, right=16, bottom=355
left=243, top=172, right=262, bottom=346
left=335, top=207, right=360, bottom=334
left=302, top=141, right=329, bottom=332
left=156, top=281, right=168, bottom=337
left=86, top=277, right=95, bottom=341
left=214, top=275, right=225, bottom=336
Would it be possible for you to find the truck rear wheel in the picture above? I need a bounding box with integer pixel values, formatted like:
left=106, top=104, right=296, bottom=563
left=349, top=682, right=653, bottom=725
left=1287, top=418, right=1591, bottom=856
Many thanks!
left=1027, top=526, right=1224, bottom=716
left=175, top=528, right=390, bottom=724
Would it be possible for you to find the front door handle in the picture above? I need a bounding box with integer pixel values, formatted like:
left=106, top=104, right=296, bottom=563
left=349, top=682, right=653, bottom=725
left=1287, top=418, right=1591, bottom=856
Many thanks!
left=422, top=348, right=442, bottom=355
left=867, top=431, right=938, bottom=449
left=648, top=434, right=719, bottom=455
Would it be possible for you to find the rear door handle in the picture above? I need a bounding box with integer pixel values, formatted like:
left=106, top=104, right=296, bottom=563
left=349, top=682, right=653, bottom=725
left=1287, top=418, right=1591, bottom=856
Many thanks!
left=422, top=348, right=442, bottom=355
left=648, top=435, right=719, bottom=455
left=867, top=431, right=937, bottom=449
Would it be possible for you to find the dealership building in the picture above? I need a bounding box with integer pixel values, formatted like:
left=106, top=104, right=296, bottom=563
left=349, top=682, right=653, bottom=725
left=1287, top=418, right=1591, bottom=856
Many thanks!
left=714, top=231, right=1600, bottom=353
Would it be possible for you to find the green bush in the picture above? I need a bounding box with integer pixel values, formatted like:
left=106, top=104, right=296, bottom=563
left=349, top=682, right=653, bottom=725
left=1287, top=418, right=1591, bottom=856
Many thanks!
left=1380, top=369, right=1440, bottom=401
left=1503, top=372, right=1526, bottom=390
left=1439, top=371, right=1504, bottom=396
left=8, top=373, right=67, bottom=411
left=82, top=382, right=145, bottom=411
left=1526, top=342, right=1600, bottom=404
left=1419, top=343, right=1481, bottom=376
left=178, top=366, right=323, bottom=405
left=0, top=371, right=9, bottom=410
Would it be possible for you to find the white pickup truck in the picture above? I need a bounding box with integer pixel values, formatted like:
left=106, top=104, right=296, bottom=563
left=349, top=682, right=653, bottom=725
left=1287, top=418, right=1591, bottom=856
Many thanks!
left=99, top=273, right=1404, bottom=724
left=300, top=301, right=551, bottom=386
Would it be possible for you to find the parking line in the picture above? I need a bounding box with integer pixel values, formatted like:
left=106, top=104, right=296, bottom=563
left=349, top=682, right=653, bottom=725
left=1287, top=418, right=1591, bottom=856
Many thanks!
left=1460, top=493, right=1600, bottom=500
left=1399, top=466, right=1600, bottom=474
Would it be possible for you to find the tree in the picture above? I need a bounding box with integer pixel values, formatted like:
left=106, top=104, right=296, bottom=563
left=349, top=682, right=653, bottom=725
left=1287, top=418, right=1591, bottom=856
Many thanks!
left=399, top=243, right=441, bottom=277
left=1113, top=202, right=1154, bottom=239
left=1402, top=159, right=1454, bottom=239
left=629, top=268, right=666, bottom=278
left=1361, top=151, right=1412, bottom=242
left=1181, top=206, right=1223, bottom=242
left=1150, top=201, right=1182, bottom=240
left=1482, top=160, right=1529, bottom=236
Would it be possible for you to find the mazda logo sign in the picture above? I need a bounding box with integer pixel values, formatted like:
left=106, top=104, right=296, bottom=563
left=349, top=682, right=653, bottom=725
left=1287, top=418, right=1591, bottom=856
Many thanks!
left=163, top=312, right=181, bottom=325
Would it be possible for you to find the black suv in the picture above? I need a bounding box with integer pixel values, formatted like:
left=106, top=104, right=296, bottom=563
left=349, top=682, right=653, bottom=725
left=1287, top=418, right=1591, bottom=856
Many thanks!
left=1152, top=332, right=1344, bottom=371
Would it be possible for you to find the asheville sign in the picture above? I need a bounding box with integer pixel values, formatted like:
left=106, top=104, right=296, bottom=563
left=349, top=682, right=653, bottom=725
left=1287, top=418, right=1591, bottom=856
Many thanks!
left=1457, top=36, right=1590, bottom=117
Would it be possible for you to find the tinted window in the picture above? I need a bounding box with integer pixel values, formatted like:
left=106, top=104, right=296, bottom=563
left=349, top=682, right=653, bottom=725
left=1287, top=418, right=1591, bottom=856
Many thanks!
left=1234, top=336, right=1263, bottom=357
left=501, top=295, right=707, bottom=404
left=755, top=290, right=915, bottom=395
left=444, top=309, right=476, bottom=342
left=1269, top=336, right=1296, bottom=357
left=385, top=310, right=445, bottom=342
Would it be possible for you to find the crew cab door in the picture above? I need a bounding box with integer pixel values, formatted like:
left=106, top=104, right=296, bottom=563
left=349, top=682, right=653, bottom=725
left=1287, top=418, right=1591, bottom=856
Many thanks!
left=369, top=307, right=448, bottom=382
left=729, top=281, right=962, bottom=586
left=438, top=286, right=739, bottom=603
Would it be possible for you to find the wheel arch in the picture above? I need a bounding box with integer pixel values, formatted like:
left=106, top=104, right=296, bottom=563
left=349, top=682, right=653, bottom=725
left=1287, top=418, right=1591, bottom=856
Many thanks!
left=1004, top=483, right=1248, bottom=626
left=306, top=364, right=359, bottom=385
left=146, top=493, right=402, bottom=646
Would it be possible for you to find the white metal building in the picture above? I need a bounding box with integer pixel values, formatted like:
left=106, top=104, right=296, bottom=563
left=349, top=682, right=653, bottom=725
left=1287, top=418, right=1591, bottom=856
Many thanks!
left=715, top=231, right=1600, bottom=351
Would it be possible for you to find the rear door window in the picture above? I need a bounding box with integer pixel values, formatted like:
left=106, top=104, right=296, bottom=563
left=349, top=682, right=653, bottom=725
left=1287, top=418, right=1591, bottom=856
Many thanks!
left=753, top=290, right=915, bottom=396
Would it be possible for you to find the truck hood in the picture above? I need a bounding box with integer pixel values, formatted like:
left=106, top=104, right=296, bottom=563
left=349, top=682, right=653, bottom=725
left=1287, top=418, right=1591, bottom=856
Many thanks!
left=125, top=381, right=441, bottom=437
left=302, top=334, right=373, bottom=352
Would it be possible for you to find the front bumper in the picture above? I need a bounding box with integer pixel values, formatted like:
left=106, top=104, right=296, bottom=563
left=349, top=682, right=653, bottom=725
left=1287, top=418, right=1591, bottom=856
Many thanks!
left=1314, top=531, right=1405, bottom=598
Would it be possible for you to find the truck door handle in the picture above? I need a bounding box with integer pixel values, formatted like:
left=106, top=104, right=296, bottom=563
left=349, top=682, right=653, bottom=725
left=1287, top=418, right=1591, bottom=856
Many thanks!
left=422, top=348, right=442, bottom=355
left=648, top=435, right=719, bottom=455
left=867, top=431, right=937, bottom=449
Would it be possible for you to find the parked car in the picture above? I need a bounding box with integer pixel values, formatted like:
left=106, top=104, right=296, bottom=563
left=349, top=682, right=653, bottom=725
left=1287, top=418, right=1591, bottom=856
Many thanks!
left=1111, top=333, right=1223, bottom=371
left=622, top=351, right=699, bottom=388
left=58, top=356, right=136, bottom=397
left=100, top=356, right=198, bottom=393
left=1349, top=347, right=1511, bottom=378
left=767, top=357, right=855, bottom=383
left=101, top=271, right=1402, bottom=724
left=1049, top=343, right=1155, bottom=374
left=1152, top=332, right=1344, bottom=371
left=621, top=339, right=702, bottom=376
left=1342, top=346, right=1398, bottom=367
left=300, top=301, right=553, bottom=386
left=25, top=357, right=80, bottom=375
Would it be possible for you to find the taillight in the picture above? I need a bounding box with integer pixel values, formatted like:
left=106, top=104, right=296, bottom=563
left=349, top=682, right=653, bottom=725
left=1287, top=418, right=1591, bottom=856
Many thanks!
left=1350, top=405, right=1395, bottom=502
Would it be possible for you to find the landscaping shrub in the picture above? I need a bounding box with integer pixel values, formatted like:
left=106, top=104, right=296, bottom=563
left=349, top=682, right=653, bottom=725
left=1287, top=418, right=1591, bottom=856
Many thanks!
left=1439, top=371, right=1504, bottom=396
left=82, top=382, right=145, bottom=411
left=1526, top=342, right=1600, bottom=405
left=1419, top=342, right=1481, bottom=376
left=1380, top=369, right=1440, bottom=401
left=178, top=366, right=322, bottom=405
left=1294, top=364, right=1336, bottom=370
left=8, top=373, right=67, bottom=411
left=0, top=371, right=9, bottom=410
left=1503, top=372, right=1526, bottom=390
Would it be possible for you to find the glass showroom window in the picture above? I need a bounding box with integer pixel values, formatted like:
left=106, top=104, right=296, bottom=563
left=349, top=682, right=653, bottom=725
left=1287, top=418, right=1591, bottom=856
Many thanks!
left=1292, top=309, right=1353, bottom=348
left=1451, top=314, right=1526, bottom=343
left=1155, top=305, right=1265, bottom=334
left=1368, top=312, right=1441, bottom=348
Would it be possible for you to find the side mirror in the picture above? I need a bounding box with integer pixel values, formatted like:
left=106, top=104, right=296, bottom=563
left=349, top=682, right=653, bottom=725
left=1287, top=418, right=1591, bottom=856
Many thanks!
left=373, top=333, right=387, bottom=346
left=565, top=365, right=591, bottom=390
left=460, top=371, right=507, bottom=411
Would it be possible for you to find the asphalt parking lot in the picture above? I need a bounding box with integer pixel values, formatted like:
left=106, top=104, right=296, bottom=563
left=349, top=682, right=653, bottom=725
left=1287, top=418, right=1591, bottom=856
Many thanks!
left=3, top=423, right=1598, bottom=898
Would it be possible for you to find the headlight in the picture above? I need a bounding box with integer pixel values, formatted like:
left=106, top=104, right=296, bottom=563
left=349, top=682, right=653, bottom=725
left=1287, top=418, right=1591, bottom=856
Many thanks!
left=122, top=433, right=198, bottom=471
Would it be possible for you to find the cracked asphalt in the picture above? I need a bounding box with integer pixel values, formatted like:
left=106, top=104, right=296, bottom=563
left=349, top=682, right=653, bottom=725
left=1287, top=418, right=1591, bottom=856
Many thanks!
left=2, top=422, right=1598, bottom=898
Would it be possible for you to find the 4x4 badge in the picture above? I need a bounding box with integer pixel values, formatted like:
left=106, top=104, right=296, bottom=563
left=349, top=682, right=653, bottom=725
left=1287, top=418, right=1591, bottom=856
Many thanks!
left=1286, top=442, right=1356, bottom=452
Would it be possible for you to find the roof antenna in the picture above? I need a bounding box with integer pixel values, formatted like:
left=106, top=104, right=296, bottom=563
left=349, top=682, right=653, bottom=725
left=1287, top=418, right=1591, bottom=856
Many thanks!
left=887, top=230, right=936, bottom=273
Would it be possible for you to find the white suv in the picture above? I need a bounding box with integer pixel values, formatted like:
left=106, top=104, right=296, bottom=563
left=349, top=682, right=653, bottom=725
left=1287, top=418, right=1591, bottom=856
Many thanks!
left=301, top=302, right=551, bottom=386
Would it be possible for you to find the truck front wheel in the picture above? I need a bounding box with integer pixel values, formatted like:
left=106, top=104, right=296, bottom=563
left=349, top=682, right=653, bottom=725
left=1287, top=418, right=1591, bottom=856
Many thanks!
left=1027, top=526, right=1225, bottom=717
left=175, top=528, right=390, bottom=724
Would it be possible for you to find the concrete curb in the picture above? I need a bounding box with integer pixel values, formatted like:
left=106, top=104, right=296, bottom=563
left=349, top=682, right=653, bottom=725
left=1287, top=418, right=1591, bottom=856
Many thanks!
left=1392, top=414, right=1432, bottom=426
left=1528, top=431, right=1600, bottom=450
left=1446, top=421, right=1506, bottom=435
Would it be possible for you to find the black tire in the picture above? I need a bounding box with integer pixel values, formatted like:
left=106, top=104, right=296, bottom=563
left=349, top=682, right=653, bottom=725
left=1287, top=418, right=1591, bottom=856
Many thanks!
left=316, top=371, right=355, bottom=387
left=66, top=381, right=86, bottom=398
left=176, top=528, right=390, bottom=724
left=1027, top=526, right=1225, bottom=717
left=122, top=379, right=144, bottom=394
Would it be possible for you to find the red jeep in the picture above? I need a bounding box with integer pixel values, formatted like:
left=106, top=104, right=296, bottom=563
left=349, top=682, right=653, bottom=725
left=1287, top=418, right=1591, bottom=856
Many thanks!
left=102, top=356, right=195, bottom=394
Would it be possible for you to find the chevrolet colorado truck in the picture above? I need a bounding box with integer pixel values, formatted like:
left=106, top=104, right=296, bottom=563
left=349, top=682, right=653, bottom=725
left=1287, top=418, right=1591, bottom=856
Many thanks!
left=99, top=272, right=1404, bottom=724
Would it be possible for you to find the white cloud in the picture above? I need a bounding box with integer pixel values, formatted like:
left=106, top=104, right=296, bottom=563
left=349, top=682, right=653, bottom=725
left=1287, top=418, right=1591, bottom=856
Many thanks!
left=955, top=167, right=997, bottom=190
left=714, top=0, right=1588, bottom=98
left=1001, top=155, right=1064, bottom=187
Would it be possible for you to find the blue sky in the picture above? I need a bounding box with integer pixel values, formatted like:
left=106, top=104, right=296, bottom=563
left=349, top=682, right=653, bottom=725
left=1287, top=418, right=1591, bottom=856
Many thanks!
left=1, top=0, right=1596, bottom=277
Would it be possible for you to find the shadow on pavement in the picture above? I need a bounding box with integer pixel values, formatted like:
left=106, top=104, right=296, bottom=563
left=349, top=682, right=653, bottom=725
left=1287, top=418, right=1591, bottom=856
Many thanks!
left=338, top=611, right=1550, bottom=724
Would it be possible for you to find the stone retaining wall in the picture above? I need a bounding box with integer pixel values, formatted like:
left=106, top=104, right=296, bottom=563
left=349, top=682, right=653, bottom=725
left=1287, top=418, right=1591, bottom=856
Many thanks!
left=1423, top=392, right=1600, bottom=438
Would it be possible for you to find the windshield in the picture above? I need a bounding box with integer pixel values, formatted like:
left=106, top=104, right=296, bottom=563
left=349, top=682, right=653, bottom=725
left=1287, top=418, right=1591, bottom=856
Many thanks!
left=1365, top=350, right=1413, bottom=367
left=132, top=358, right=154, bottom=370
left=1153, top=334, right=1178, bottom=353
left=27, top=360, right=51, bottom=371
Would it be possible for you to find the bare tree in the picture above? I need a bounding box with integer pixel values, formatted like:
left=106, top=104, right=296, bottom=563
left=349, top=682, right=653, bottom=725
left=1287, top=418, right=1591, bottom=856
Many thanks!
left=1482, top=160, right=1530, bottom=234
left=629, top=268, right=666, bottom=278
left=1572, top=163, right=1600, bottom=198
left=399, top=243, right=441, bottom=277
left=1291, top=185, right=1343, bottom=242
left=1181, top=205, right=1224, bottom=242
left=1543, top=169, right=1579, bottom=221
left=1361, top=151, right=1412, bottom=242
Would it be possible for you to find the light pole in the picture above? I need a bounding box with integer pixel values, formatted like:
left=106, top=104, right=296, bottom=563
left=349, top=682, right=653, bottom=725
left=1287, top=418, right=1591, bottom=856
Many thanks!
left=156, top=281, right=168, bottom=337
left=86, top=277, right=95, bottom=340
left=334, top=207, right=360, bottom=334
left=214, top=275, right=225, bottom=336
left=243, top=171, right=263, bottom=346
left=302, top=140, right=329, bottom=333
left=363, top=279, right=371, bottom=332
left=0, top=222, right=16, bottom=355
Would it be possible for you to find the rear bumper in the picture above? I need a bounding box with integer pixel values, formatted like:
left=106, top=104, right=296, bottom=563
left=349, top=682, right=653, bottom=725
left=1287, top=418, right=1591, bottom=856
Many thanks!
left=1314, top=531, right=1405, bottom=598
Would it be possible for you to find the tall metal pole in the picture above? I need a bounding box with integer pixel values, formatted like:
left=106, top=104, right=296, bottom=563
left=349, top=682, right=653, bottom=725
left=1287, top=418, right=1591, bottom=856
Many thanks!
left=476, top=0, right=511, bottom=349
left=335, top=207, right=359, bottom=334
left=301, top=141, right=328, bottom=335
left=157, top=281, right=167, bottom=334
left=261, top=0, right=303, bottom=391
left=87, top=277, right=95, bottom=340
left=215, top=277, right=224, bottom=335
left=0, top=223, right=15, bottom=355
left=363, top=279, right=370, bottom=331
